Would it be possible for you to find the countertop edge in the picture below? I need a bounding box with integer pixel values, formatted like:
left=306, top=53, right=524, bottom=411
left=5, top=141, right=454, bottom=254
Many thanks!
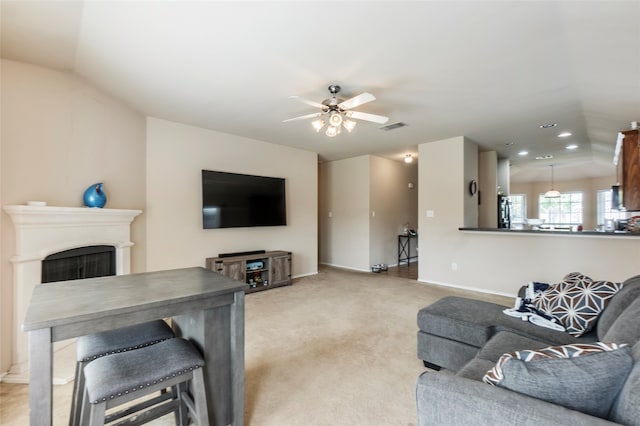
left=459, top=228, right=640, bottom=237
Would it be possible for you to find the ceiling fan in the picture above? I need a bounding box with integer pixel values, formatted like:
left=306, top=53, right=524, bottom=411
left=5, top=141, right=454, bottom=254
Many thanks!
left=283, top=85, right=389, bottom=137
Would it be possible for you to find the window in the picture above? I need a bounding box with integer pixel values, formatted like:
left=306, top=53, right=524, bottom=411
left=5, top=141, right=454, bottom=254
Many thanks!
left=538, top=192, right=583, bottom=225
left=509, top=194, right=526, bottom=225
left=597, top=189, right=628, bottom=225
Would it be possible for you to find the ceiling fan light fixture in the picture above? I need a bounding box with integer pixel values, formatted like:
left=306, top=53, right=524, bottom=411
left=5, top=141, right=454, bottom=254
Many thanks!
left=343, top=119, right=356, bottom=132
left=285, top=84, right=389, bottom=138
left=329, top=112, right=343, bottom=127
left=312, top=119, right=325, bottom=132
left=325, top=125, right=339, bottom=138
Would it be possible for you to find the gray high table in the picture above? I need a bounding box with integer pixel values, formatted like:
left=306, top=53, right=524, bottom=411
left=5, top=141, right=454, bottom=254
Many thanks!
left=22, top=267, right=245, bottom=426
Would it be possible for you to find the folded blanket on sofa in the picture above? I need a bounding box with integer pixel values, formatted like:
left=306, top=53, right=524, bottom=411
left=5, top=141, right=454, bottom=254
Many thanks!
left=503, top=281, right=566, bottom=332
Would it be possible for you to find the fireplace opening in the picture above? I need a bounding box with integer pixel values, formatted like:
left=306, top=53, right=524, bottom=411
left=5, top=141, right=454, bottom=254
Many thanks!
left=41, top=245, right=116, bottom=283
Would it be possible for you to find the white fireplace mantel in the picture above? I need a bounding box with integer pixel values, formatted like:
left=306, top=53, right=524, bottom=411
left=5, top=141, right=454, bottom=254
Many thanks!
left=2, top=205, right=142, bottom=383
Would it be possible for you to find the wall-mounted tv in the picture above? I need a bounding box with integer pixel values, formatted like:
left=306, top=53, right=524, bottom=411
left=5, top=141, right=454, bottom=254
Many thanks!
left=202, top=170, right=287, bottom=229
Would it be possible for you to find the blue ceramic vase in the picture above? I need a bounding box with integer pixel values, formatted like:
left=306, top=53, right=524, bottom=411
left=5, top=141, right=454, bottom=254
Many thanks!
left=83, top=183, right=107, bottom=208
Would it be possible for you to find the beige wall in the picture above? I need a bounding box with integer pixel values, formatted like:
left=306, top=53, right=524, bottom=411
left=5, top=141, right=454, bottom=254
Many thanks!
left=319, top=155, right=418, bottom=271
left=145, top=117, right=318, bottom=277
left=418, top=136, right=478, bottom=285
left=0, top=59, right=146, bottom=374
left=318, top=156, right=370, bottom=270
left=497, top=158, right=510, bottom=195
left=478, top=151, right=497, bottom=227
left=419, top=135, right=638, bottom=296
left=511, top=175, right=617, bottom=230
left=369, top=156, right=418, bottom=266
left=444, top=231, right=640, bottom=295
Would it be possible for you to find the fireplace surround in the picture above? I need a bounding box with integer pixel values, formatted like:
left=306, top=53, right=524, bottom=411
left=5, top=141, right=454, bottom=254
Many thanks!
left=2, top=205, right=141, bottom=383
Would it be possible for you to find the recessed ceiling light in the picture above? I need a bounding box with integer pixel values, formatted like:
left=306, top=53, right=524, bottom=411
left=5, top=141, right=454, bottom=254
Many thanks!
left=539, top=123, right=558, bottom=129
left=558, top=132, right=572, bottom=138
left=566, top=144, right=578, bottom=150
left=518, top=150, right=529, bottom=156
left=535, top=155, right=554, bottom=160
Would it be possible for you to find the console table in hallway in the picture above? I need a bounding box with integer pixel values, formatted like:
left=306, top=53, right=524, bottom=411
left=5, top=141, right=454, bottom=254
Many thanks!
left=22, top=267, right=245, bottom=426
left=398, top=234, right=418, bottom=266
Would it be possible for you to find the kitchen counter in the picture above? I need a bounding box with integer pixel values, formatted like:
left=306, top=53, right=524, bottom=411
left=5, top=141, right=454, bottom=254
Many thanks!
left=459, top=227, right=640, bottom=237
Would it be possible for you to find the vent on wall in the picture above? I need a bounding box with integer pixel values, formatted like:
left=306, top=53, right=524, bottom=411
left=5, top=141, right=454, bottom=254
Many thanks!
left=379, top=122, right=408, bottom=131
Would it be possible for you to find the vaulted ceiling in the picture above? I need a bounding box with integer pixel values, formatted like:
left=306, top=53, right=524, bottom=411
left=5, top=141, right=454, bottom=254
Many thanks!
left=2, top=1, right=639, bottom=182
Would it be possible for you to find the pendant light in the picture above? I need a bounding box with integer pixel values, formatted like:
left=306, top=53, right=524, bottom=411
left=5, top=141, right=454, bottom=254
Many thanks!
left=544, top=165, right=561, bottom=198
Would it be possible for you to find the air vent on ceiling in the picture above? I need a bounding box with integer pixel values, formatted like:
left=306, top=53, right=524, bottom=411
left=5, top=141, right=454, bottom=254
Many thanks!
left=379, top=122, right=407, bottom=131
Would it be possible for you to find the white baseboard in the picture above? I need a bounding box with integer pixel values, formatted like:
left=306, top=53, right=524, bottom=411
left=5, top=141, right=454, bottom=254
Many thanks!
left=319, top=262, right=370, bottom=273
left=292, top=271, right=318, bottom=279
left=417, top=278, right=516, bottom=298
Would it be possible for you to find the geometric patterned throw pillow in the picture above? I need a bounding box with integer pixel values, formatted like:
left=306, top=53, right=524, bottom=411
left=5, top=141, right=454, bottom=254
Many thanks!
left=483, top=342, right=628, bottom=386
left=483, top=342, right=633, bottom=418
left=533, top=272, right=623, bottom=337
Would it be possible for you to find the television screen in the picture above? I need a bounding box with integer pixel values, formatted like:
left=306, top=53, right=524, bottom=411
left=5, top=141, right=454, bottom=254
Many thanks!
left=202, top=170, right=287, bottom=229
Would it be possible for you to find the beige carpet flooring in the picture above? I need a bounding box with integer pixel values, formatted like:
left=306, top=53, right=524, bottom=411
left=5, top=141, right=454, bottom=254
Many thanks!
left=0, top=266, right=511, bottom=425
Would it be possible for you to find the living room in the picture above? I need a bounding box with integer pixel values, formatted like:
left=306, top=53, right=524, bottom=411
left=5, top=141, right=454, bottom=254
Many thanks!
left=2, top=1, right=640, bottom=424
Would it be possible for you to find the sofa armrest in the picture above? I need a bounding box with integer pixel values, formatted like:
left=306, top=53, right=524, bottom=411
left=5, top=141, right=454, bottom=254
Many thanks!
left=416, top=371, right=618, bottom=426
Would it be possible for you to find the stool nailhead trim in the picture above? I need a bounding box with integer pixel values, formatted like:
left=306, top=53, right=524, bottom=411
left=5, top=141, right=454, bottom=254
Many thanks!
left=90, top=366, right=202, bottom=403
left=81, top=338, right=171, bottom=362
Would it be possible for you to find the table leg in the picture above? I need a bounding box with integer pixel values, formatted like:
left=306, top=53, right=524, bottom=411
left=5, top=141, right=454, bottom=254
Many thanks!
left=29, top=328, right=53, bottom=426
left=230, top=290, right=245, bottom=426
left=172, top=289, right=245, bottom=426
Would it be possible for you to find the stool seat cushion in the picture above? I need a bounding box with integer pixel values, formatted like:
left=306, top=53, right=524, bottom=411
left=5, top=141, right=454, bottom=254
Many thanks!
left=83, top=338, right=204, bottom=403
left=77, top=320, right=174, bottom=362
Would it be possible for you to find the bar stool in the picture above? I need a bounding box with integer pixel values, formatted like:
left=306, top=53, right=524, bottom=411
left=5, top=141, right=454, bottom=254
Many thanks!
left=70, top=320, right=175, bottom=426
left=80, top=338, right=209, bottom=426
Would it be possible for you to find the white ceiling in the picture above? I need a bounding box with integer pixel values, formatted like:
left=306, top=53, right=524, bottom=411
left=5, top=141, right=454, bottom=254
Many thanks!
left=2, top=1, right=639, bottom=182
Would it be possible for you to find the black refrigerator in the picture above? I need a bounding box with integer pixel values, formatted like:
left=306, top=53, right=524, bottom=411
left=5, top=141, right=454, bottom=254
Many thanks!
left=498, top=195, right=511, bottom=228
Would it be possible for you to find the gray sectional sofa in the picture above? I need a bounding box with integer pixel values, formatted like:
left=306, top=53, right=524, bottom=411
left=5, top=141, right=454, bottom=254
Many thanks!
left=416, top=275, right=640, bottom=425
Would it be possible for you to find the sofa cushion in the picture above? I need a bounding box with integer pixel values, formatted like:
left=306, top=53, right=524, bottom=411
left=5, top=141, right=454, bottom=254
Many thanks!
left=457, top=358, right=496, bottom=381
left=598, top=275, right=640, bottom=339
left=483, top=342, right=632, bottom=418
left=476, top=331, right=557, bottom=363
left=603, top=296, right=640, bottom=345
left=533, top=273, right=622, bottom=337
left=417, top=296, right=587, bottom=350
left=417, top=331, right=481, bottom=372
left=609, top=342, right=640, bottom=425
left=417, top=296, right=506, bottom=348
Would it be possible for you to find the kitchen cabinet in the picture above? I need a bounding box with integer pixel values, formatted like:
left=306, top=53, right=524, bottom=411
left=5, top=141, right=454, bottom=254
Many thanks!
left=621, top=129, right=640, bottom=211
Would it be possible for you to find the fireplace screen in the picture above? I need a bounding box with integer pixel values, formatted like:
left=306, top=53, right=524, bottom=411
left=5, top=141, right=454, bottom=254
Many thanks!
left=41, top=245, right=116, bottom=283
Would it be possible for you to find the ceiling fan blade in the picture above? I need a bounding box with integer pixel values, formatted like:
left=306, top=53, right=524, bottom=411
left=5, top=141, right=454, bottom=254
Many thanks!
left=338, top=92, right=376, bottom=110
left=282, top=112, right=323, bottom=123
left=346, top=110, right=389, bottom=124
left=289, top=95, right=325, bottom=109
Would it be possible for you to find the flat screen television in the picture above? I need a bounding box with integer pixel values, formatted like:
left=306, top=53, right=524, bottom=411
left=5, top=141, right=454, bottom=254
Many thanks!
left=202, top=170, right=287, bottom=229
